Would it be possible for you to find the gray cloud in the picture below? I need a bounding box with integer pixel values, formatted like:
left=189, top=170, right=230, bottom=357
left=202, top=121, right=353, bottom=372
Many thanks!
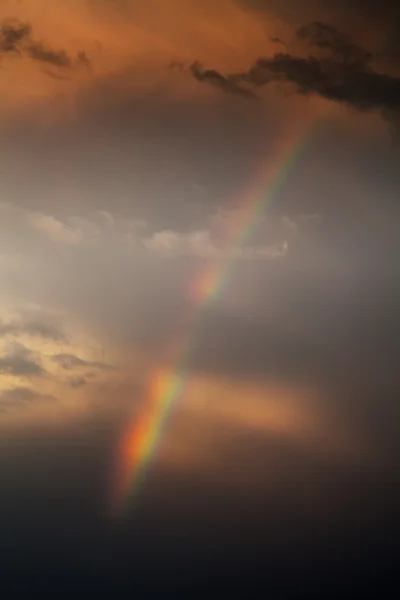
left=189, top=21, right=400, bottom=125
left=0, top=342, right=44, bottom=376
left=0, top=353, right=43, bottom=377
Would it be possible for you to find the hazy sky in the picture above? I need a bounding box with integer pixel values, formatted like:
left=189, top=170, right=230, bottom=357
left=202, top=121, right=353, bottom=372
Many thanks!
left=0, top=0, right=399, bottom=593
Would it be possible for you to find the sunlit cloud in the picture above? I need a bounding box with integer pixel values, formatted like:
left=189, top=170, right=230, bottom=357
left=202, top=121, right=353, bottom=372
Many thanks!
left=156, top=374, right=371, bottom=484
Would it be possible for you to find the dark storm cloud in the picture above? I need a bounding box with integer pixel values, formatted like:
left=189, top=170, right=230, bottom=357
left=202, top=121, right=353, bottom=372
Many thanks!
left=296, top=21, right=373, bottom=65
left=238, top=0, right=400, bottom=32
left=0, top=18, right=90, bottom=71
left=189, top=21, right=400, bottom=123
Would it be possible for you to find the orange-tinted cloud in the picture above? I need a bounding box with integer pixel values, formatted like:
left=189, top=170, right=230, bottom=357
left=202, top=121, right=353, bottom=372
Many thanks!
left=156, top=374, right=371, bottom=488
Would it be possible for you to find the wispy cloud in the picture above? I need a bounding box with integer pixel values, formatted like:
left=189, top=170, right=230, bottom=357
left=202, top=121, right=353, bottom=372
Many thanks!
left=0, top=17, right=90, bottom=73
left=27, top=213, right=99, bottom=246
left=143, top=228, right=288, bottom=260
left=0, top=317, right=66, bottom=342
left=52, top=353, right=113, bottom=372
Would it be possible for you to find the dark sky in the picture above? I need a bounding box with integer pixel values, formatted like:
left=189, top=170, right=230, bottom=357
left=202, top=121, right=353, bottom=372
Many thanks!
left=0, top=0, right=399, bottom=595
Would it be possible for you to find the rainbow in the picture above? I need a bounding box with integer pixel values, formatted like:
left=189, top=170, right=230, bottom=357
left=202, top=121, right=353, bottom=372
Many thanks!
left=109, top=111, right=324, bottom=517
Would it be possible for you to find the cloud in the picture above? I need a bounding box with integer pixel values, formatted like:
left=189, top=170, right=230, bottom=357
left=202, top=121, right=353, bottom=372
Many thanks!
left=52, top=353, right=112, bottom=372
left=1, top=386, right=38, bottom=403
left=26, top=42, right=72, bottom=68
left=0, top=19, right=31, bottom=53
left=296, top=21, right=373, bottom=66
left=190, top=61, right=258, bottom=100
left=0, top=317, right=66, bottom=342
left=0, top=302, right=66, bottom=343
left=0, top=386, right=55, bottom=412
left=68, top=376, right=87, bottom=389
left=0, top=344, right=44, bottom=377
left=40, top=69, right=71, bottom=81
left=28, top=213, right=97, bottom=246
left=1, top=195, right=397, bottom=385
left=2, top=198, right=291, bottom=262
left=26, top=42, right=90, bottom=71
left=143, top=228, right=287, bottom=259
left=0, top=17, right=90, bottom=71
left=188, top=21, right=400, bottom=127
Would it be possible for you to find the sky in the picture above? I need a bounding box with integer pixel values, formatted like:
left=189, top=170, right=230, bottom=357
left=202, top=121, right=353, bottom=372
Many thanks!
left=0, top=0, right=399, bottom=594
